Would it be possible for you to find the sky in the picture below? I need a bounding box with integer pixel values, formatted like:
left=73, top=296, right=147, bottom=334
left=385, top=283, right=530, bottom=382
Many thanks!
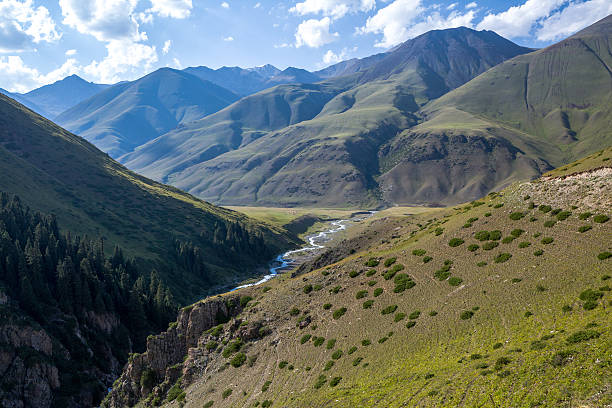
left=0, top=0, right=610, bottom=93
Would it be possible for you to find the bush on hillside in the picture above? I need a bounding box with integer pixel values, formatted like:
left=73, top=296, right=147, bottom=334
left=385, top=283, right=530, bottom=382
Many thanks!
left=494, top=253, right=512, bottom=263
left=468, top=244, right=479, bottom=252
left=423, top=256, right=433, bottom=263
left=362, top=300, right=374, bottom=309
left=460, top=310, right=474, bottom=320
left=230, top=352, right=246, bottom=367
left=509, top=212, right=524, bottom=220
left=448, top=277, right=463, bottom=286
left=406, top=321, right=416, bottom=328
left=449, top=238, right=465, bottom=247
left=597, top=251, right=611, bottom=260
left=373, top=288, right=383, bottom=297
left=541, top=237, right=554, bottom=244
left=412, top=249, right=426, bottom=256
left=394, top=312, right=406, bottom=322
left=593, top=214, right=609, bottom=223
left=365, top=258, right=380, bottom=267
left=303, top=284, right=313, bottom=294
left=384, top=257, right=397, bottom=266
left=543, top=220, right=556, bottom=228
left=539, top=205, right=552, bottom=213
left=355, top=290, right=368, bottom=299
left=349, top=270, right=360, bottom=278
left=381, top=305, right=398, bottom=315
left=483, top=241, right=499, bottom=251
left=409, top=310, right=421, bottom=320
left=366, top=269, right=377, bottom=277
left=578, top=212, right=591, bottom=220
left=556, top=211, right=571, bottom=221
left=333, top=308, right=347, bottom=319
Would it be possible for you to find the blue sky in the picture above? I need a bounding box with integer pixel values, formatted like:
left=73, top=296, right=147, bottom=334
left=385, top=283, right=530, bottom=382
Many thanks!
left=0, top=0, right=610, bottom=92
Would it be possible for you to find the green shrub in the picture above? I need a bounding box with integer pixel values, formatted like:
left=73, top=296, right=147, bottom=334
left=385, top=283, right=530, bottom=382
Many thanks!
left=362, top=339, right=371, bottom=346
left=408, top=310, right=421, bottom=320
left=348, top=346, right=357, bottom=354
left=494, top=357, right=511, bottom=371
left=509, top=212, right=524, bottom=220
left=539, top=205, right=552, bottom=213
left=434, top=268, right=451, bottom=281
left=140, top=369, right=156, bottom=390
left=348, top=270, right=360, bottom=278
left=205, top=341, right=218, bottom=351
left=373, top=288, right=383, bottom=297
left=381, top=305, right=398, bottom=315
left=468, top=244, right=479, bottom=252
left=324, top=360, right=334, bottom=371
left=556, top=211, right=571, bottom=221
left=484, top=212, right=492, bottom=217
left=355, top=290, right=368, bottom=299
left=460, top=311, right=474, bottom=320
left=329, top=377, right=342, bottom=387
left=384, top=257, right=397, bottom=266
left=511, top=229, right=524, bottom=237
left=352, top=357, right=363, bottom=366
left=448, top=277, right=463, bottom=286
left=494, top=253, right=512, bottom=263
left=551, top=350, right=574, bottom=367
left=378, top=337, right=388, bottom=343
left=429, top=311, right=438, bottom=316
left=530, top=340, right=546, bottom=350
left=366, top=269, right=377, bottom=277
left=278, top=361, right=288, bottom=369
left=489, top=230, right=502, bottom=240
left=313, top=337, right=324, bottom=347
left=541, top=237, right=554, bottom=244
left=300, top=334, right=312, bottom=344
left=494, top=203, right=504, bottom=208
left=423, top=256, right=433, bottom=263
left=333, top=307, right=347, bottom=319
left=261, top=400, right=272, bottom=408
left=362, top=300, right=374, bottom=309
left=524, top=311, right=533, bottom=317
left=534, top=249, right=544, bottom=256
left=511, top=278, right=522, bottom=283
left=230, top=353, right=246, bottom=367
left=222, top=388, right=233, bottom=399
left=166, top=383, right=184, bottom=402
left=331, top=350, right=343, bottom=360
left=593, top=214, right=610, bottom=223
left=492, top=342, right=503, bottom=349
left=262, top=381, right=272, bottom=392
left=330, top=286, right=341, bottom=294
left=477, top=261, right=487, bottom=267
left=326, top=339, right=336, bottom=349
left=364, top=258, right=379, bottom=267
left=314, top=375, right=326, bottom=389
left=240, top=296, right=253, bottom=308
left=394, top=312, right=406, bottom=322
left=543, top=220, right=556, bottom=228
left=578, top=211, right=592, bottom=220
left=597, top=251, right=611, bottom=260
left=412, top=249, right=427, bottom=256
left=566, top=330, right=600, bottom=344
left=483, top=241, right=499, bottom=251
left=580, top=289, right=604, bottom=302
left=393, top=273, right=415, bottom=293
left=449, top=238, right=465, bottom=247
left=303, top=284, right=313, bottom=294
left=603, top=274, right=611, bottom=280
left=434, top=227, right=444, bottom=236
left=518, top=241, right=531, bottom=248
left=222, top=340, right=243, bottom=358
left=562, top=305, right=572, bottom=312
left=203, top=401, right=214, bottom=408
left=367, top=280, right=377, bottom=286
left=470, top=353, right=482, bottom=360
left=578, top=225, right=592, bottom=233
left=474, top=231, right=489, bottom=241
left=533, top=232, right=541, bottom=238
left=406, top=321, right=416, bottom=328
left=502, top=236, right=515, bottom=244
left=289, top=307, right=300, bottom=316
left=323, top=303, right=332, bottom=310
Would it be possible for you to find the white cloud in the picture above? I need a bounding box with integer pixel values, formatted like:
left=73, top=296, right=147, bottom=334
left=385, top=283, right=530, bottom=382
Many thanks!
left=0, top=55, right=78, bottom=92
left=295, top=17, right=338, bottom=48
left=171, top=57, right=182, bottom=68
left=476, top=0, right=564, bottom=38
left=221, top=2, right=229, bottom=8
left=323, top=48, right=348, bottom=64
left=536, top=0, right=612, bottom=41
left=360, top=0, right=475, bottom=48
left=254, top=2, right=261, bottom=8
left=162, top=39, right=171, bottom=54
left=274, top=42, right=291, bottom=48
left=446, top=3, right=457, bottom=10
left=0, top=0, right=60, bottom=52
left=83, top=39, right=158, bottom=83
left=223, top=36, right=234, bottom=41
left=465, top=2, right=477, bottom=9
left=148, top=0, right=193, bottom=18
left=65, top=48, right=76, bottom=56
left=59, top=0, right=144, bottom=42
left=290, top=0, right=375, bottom=19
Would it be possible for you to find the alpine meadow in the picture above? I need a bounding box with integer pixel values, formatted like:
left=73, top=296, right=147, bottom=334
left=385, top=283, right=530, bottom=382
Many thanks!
left=0, top=2, right=609, bottom=408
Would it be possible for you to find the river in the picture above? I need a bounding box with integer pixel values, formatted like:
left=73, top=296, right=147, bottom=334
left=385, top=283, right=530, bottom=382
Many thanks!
left=231, top=211, right=375, bottom=291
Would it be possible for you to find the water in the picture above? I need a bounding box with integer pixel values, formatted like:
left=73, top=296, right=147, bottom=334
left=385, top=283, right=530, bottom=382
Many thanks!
left=231, top=211, right=375, bottom=291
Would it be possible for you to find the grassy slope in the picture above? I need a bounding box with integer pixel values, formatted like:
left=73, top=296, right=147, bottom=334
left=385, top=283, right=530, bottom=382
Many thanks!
left=0, top=93, right=296, bottom=303
left=158, top=151, right=610, bottom=407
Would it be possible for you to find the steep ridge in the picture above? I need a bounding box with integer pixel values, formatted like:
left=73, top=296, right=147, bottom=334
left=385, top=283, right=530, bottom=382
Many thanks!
left=105, top=148, right=611, bottom=407
left=56, top=68, right=239, bottom=157
left=0, top=92, right=296, bottom=304
left=378, top=14, right=612, bottom=206
left=123, top=27, right=531, bottom=207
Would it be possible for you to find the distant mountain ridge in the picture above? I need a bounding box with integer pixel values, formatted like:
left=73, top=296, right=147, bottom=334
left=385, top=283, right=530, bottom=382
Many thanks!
left=121, top=26, right=534, bottom=207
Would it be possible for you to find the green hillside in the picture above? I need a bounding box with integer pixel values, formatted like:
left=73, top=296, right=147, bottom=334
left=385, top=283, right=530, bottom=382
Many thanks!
left=378, top=15, right=612, bottom=205
left=123, top=27, right=531, bottom=207
left=0, top=93, right=296, bottom=303
left=105, top=149, right=611, bottom=408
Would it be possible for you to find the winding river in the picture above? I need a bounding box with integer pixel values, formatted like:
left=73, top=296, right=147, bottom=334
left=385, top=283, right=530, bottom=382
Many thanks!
left=231, top=211, right=375, bottom=291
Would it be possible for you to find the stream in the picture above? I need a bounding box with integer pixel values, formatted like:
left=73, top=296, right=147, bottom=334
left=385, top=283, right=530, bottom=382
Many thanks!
left=231, top=211, right=375, bottom=291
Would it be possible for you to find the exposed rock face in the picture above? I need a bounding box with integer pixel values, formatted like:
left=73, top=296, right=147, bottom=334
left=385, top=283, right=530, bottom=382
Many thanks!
left=104, top=296, right=237, bottom=407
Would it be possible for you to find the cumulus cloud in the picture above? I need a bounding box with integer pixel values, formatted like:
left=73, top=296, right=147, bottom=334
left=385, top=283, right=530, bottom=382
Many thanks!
left=223, top=36, right=234, bottom=41
left=221, top=2, right=229, bottom=8
left=254, top=2, right=261, bottom=8
left=322, top=48, right=348, bottom=64
left=295, top=17, right=338, bottom=48
left=290, top=0, right=375, bottom=20
left=83, top=39, right=158, bottom=83
left=535, top=0, right=612, bottom=41
left=360, top=0, right=475, bottom=48
left=148, top=0, right=193, bottom=19
left=65, top=48, right=76, bottom=56
left=0, top=0, right=60, bottom=52
left=476, top=0, right=564, bottom=38
left=0, top=55, right=78, bottom=92
left=162, top=39, right=171, bottom=54
left=465, top=2, right=477, bottom=9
